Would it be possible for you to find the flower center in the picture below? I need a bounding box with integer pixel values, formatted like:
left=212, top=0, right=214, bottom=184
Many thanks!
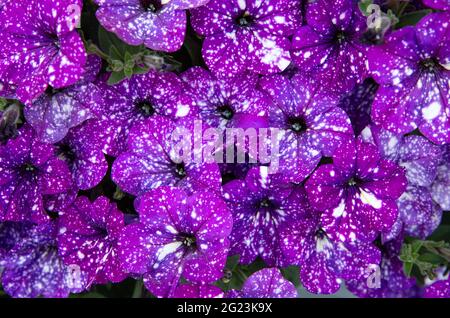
left=140, top=0, right=162, bottom=12
left=217, top=104, right=234, bottom=120
left=235, top=12, right=254, bottom=27
left=347, top=176, right=363, bottom=187
left=335, top=30, right=347, bottom=44
left=57, top=143, right=76, bottom=164
left=420, top=58, right=438, bottom=72
left=135, top=100, right=155, bottom=117
left=258, top=197, right=274, bottom=209
left=174, top=163, right=187, bottom=179
left=20, top=163, right=37, bottom=175
left=287, top=116, right=307, bottom=133
left=182, top=235, right=196, bottom=247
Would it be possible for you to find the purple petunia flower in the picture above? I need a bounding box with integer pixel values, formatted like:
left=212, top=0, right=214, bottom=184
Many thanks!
left=58, top=196, right=127, bottom=286
left=228, top=268, right=297, bottom=298
left=360, top=125, right=443, bottom=240
left=338, top=78, right=379, bottom=135
left=346, top=236, right=418, bottom=298
left=432, top=145, right=450, bottom=211
left=24, top=55, right=104, bottom=144
left=0, top=0, right=87, bottom=105
left=368, top=13, right=450, bottom=145
left=423, top=0, right=450, bottom=11
left=118, top=187, right=232, bottom=297
left=95, top=70, right=197, bottom=157
left=112, top=115, right=222, bottom=197
left=190, top=0, right=301, bottom=77
left=1, top=221, right=87, bottom=298
left=280, top=215, right=381, bottom=294
left=94, top=0, right=209, bottom=52
left=425, top=277, right=450, bottom=298
left=222, top=166, right=310, bottom=266
left=291, top=0, right=368, bottom=94
left=54, top=120, right=108, bottom=191
left=258, top=73, right=353, bottom=183
left=0, top=221, right=32, bottom=264
left=0, top=125, right=72, bottom=224
left=173, top=284, right=225, bottom=298
left=180, top=66, right=270, bottom=131
left=305, top=138, right=407, bottom=243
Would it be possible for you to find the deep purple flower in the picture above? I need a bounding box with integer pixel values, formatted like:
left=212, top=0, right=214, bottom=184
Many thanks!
left=338, top=78, right=379, bottom=135
left=1, top=221, right=87, bottom=298
left=112, top=116, right=222, bottom=197
left=95, top=70, right=197, bottom=156
left=432, top=145, right=450, bottom=211
left=118, top=187, right=232, bottom=297
left=24, top=55, right=104, bottom=144
left=280, top=215, right=381, bottom=294
left=0, top=0, right=87, bottom=105
left=54, top=120, right=108, bottom=191
left=425, top=277, right=450, bottom=298
left=228, top=268, right=297, bottom=298
left=360, top=125, right=443, bottom=240
left=291, top=0, right=368, bottom=93
left=0, top=125, right=72, bottom=224
left=180, top=67, right=270, bottom=131
left=0, top=221, right=32, bottom=263
left=258, top=73, right=353, bottom=183
left=222, top=166, right=310, bottom=266
left=423, top=0, right=450, bottom=11
left=58, top=196, right=127, bottom=286
left=305, top=138, right=407, bottom=243
left=190, top=0, right=301, bottom=77
left=346, top=237, right=418, bottom=298
left=368, top=13, right=450, bottom=145
left=95, top=0, right=209, bottom=52
left=173, top=284, right=224, bottom=298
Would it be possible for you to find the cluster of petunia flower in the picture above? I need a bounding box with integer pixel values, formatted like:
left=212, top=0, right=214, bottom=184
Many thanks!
left=0, top=0, right=449, bottom=298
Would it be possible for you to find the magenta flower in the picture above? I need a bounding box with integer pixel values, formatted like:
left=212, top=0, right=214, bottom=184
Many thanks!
left=305, top=138, right=407, bottom=243
left=228, top=268, right=297, bottom=298
left=95, top=0, right=210, bottom=52
left=0, top=0, right=87, bottom=105
left=0, top=125, right=72, bottom=224
left=58, top=196, right=127, bottom=286
left=118, top=187, right=232, bottom=297
left=291, top=0, right=368, bottom=93
left=191, top=0, right=301, bottom=77
left=368, top=13, right=450, bottom=145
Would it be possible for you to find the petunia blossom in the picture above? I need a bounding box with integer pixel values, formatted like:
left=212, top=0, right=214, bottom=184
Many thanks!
left=190, top=0, right=302, bottom=77
left=0, top=0, right=87, bottom=105
left=95, top=0, right=210, bottom=52
left=118, top=187, right=232, bottom=297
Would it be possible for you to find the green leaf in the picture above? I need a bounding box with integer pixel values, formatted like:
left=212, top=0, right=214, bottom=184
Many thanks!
left=358, top=0, right=374, bottom=16
left=107, top=71, right=127, bottom=85
left=396, top=9, right=432, bottom=28
left=98, top=26, right=127, bottom=58
left=403, top=262, right=413, bottom=277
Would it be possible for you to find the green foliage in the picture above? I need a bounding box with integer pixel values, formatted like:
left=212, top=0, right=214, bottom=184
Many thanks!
left=396, top=9, right=433, bottom=28
left=400, top=238, right=450, bottom=280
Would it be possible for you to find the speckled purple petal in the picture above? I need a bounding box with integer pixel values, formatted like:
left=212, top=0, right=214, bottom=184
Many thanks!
left=58, top=196, right=127, bottom=286
left=0, top=125, right=72, bottom=224
left=173, top=284, right=224, bottom=298
left=112, top=116, right=221, bottom=197
left=24, top=55, right=103, bottom=144
left=118, top=186, right=232, bottom=298
left=2, top=222, right=87, bottom=298
left=0, top=0, right=86, bottom=105
left=237, top=268, right=297, bottom=298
